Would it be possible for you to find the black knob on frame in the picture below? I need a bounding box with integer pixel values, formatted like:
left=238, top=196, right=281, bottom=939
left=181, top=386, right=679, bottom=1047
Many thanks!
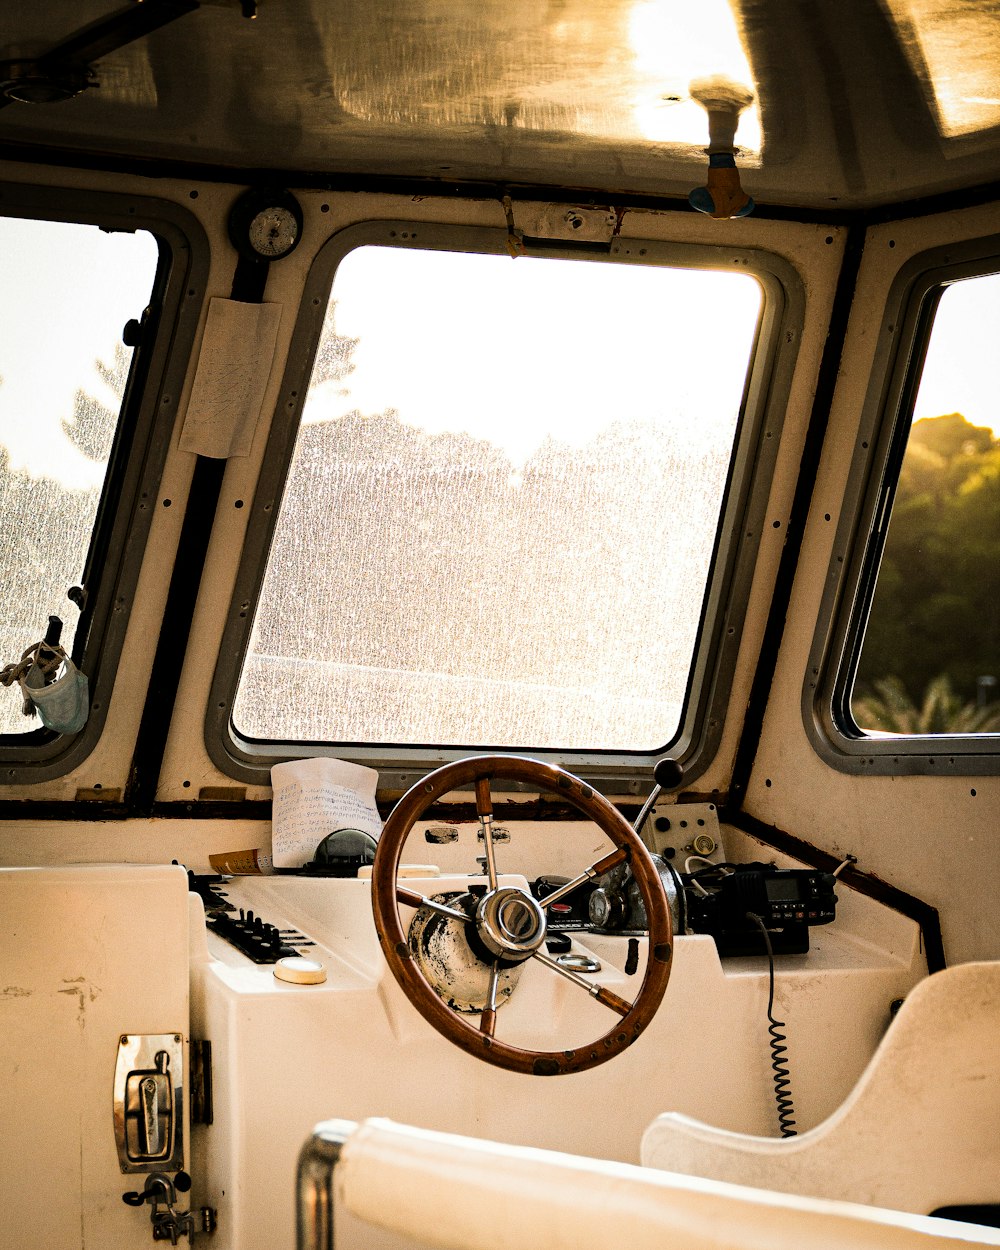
left=653, top=758, right=683, bottom=790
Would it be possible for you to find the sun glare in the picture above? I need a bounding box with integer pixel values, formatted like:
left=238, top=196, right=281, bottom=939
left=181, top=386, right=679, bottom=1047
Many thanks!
left=628, top=0, right=760, bottom=153
left=308, top=244, right=762, bottom=469
left=0, top=217, right=157, bottom=489
left=882, top=0, right=1000, bottom=138
left=913, top=274, right=1000, bottom=436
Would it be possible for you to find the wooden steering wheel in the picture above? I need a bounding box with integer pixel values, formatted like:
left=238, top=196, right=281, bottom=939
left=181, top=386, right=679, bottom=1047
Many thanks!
left=371, top=756, right=673, bottom=1076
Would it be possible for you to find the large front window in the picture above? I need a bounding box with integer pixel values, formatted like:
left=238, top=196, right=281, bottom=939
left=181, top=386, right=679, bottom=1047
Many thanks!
left=232, top=240, right=762, bottom=757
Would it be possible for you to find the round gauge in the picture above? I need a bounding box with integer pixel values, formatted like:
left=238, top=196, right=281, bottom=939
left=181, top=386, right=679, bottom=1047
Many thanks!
left=228, top=188, right=303, bottom=262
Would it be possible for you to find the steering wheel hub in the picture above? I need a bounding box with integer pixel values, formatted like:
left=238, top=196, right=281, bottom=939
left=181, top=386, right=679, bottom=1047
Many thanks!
left=407, top=891, right=524, bottom=1013
left=475, top=887, right=547, bottom=962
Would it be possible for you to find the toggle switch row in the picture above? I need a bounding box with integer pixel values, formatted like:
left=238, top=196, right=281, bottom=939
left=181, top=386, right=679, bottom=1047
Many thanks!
left=207, top=907, right=314, bottom=965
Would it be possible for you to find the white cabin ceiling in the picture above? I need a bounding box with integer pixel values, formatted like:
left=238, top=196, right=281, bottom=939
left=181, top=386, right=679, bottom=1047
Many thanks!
left=2, top=0, right=1000, bottom=211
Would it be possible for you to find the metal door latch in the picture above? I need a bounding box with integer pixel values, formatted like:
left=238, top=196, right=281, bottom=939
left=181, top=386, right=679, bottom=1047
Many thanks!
left=122, top=1171, right=195, bottom=1244
left=114, top=1033, right=184, bottom=1173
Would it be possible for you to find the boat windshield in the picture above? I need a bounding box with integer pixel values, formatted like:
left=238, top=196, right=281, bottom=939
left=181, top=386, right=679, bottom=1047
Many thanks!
left=234, top=244, right=762, bottom=755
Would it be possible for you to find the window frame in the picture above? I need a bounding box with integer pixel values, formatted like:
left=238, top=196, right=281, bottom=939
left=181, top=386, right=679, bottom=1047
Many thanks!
left=0, top=183, right=208, bottom=781
left=808, top=233, right=1000, bottom=775
left=208, top=219, right=803, bottom=795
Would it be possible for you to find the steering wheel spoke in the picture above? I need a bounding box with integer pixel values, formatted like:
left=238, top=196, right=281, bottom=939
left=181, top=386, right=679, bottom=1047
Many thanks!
left=475, top=776, right=500, bottom=889
left=480, top=962, right=501, bottom=1037
left=531, top=948, right=633, bottom=1017
left=396, top=885, right=470, bottom=924
left=372, top=755, right=673, bottom=1076
left=538, top=847, right=628, bottom=911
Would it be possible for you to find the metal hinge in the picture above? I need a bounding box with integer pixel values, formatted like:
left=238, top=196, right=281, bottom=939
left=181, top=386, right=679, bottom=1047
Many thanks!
left=190, top=1039, right=213, bottom=1127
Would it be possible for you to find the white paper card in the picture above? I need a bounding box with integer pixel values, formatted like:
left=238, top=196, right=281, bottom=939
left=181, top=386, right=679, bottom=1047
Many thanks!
left=270, top=757, right=382, bottom=870
left=179, top=298, right=282, bottom=458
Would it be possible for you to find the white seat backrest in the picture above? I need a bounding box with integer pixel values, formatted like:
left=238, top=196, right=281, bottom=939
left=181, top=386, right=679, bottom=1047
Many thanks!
left=641, top=961, right=1000, bottom=1214
left=299, top=1116, right=1000, bottom=1250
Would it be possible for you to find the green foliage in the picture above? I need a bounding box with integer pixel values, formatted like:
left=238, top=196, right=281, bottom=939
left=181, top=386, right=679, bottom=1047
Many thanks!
left=855, top=413, right=1000, bottom=723
left=853, top=674, right=1000, bottom=734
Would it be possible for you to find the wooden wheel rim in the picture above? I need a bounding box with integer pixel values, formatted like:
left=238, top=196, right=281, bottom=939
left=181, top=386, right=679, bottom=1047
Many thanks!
left=371, top=755, right=674, bottom=1076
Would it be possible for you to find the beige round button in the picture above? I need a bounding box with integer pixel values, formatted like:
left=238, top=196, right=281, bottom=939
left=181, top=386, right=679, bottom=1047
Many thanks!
left=273, top=956, right=327, bottom=985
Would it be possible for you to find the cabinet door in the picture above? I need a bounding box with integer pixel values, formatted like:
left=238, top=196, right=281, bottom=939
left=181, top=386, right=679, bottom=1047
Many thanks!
left=0, top=864, right=190, bottom=1249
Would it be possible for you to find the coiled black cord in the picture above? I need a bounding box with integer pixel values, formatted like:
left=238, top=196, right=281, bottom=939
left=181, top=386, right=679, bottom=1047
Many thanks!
left=747, top=911, right=797, bottom=1137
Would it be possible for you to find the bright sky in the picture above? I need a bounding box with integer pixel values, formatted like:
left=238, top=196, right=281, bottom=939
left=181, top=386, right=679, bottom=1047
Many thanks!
left=307, top=245, right=762, bottom=468
left=913, top=273, right=1000, bottom=434
left=2, top=216, right=998, bottom=503
left=308, top=244, right=1000, bottom=465
left=0, top=216, right=158, bottom=489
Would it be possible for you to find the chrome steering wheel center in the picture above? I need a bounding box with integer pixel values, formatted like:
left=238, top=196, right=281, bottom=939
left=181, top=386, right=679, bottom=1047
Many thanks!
left=475, top=886, right=547, bottom=962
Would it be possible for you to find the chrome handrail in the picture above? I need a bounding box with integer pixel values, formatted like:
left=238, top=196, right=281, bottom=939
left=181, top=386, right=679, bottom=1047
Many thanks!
left=296, top=1119, right=357, bottom=1250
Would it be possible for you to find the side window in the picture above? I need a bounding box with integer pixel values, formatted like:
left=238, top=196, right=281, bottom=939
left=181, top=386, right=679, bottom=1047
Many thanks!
left=0, top=193, right=205, bottom=780
left=0, top=215, right=159, bottom=738
left=852, top=275, right=1000, bottom=735
left=814, top=247, right=1000, bottom=773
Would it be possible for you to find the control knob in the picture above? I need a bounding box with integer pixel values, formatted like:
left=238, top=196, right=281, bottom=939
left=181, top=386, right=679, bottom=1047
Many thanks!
left=588, top=887, right=627, bottom=930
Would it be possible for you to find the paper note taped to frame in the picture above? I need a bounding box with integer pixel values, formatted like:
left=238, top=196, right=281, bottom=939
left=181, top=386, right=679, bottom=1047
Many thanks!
left=270, top=757, right=382, bottom=870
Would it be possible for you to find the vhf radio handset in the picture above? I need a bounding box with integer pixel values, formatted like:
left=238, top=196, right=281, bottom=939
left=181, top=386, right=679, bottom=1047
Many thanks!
left=535, top=760, right=838, bottom=954
left=683, top=862, right=837, bottom=955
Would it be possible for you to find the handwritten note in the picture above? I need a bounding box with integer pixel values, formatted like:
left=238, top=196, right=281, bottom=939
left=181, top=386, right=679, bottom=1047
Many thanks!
left=270, top=757, right=382, bottom=870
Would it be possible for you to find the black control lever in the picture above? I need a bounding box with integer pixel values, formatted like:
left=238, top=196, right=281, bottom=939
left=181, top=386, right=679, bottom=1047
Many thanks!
left=653, top=758, right=684, bottom=790
left=633, top=758, right=684, bottom=837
